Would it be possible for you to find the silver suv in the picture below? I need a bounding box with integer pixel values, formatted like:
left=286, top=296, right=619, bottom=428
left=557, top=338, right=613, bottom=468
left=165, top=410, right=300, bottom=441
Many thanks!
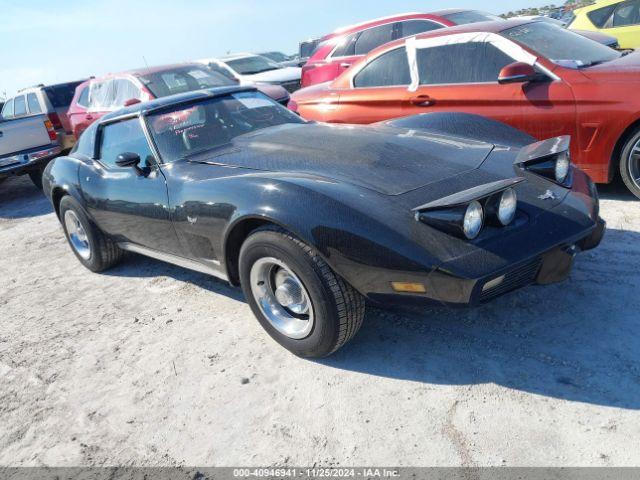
left=1, top=80, right=85, bottom=152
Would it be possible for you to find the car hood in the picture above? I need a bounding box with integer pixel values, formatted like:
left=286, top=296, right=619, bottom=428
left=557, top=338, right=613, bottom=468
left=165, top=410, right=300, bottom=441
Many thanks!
left=188, top=123, right=494, bottom=195
left=580, top=51, right=640, bottom=81
left=242, top=67, right=302, bottom=83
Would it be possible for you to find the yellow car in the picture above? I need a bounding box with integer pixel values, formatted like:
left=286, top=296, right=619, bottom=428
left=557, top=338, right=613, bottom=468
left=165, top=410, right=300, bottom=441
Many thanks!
left=569, top=0, right=640, bottom=49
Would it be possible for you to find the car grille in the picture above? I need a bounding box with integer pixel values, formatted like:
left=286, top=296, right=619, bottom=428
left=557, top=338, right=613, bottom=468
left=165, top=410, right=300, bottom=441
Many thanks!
left=479, top=257, right=542, bottom=303
left=281, top=80, right=301, bottom=93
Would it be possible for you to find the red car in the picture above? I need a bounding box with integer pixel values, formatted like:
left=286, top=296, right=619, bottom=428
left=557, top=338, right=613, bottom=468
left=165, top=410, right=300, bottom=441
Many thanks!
left=68, top=63, right=290, bottom=139
left=300, top=13, right=454, bottom=88
left=290, top=19, right=640, bottom=198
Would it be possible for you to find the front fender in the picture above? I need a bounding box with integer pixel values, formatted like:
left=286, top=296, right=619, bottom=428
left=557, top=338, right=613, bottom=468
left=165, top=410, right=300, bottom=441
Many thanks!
left=217, top=173, right=443, bottom=296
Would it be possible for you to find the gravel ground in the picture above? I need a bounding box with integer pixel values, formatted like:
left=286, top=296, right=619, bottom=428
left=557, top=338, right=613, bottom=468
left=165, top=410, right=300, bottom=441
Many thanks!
left=0, top=174, right=639, bottom=467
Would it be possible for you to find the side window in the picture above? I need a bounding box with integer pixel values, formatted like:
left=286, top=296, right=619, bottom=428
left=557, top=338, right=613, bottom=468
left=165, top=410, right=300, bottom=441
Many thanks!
left=332, top=32, right=359, bottom=57
left=612, top=0, right=640, bottom=26
left=417, top=42, right=514, bottom=85
left=398, top=20, right=443, bottom=38
left=99, top=118, right=155, bottom=169
left=77, top=87, right=89, bottom=107
left=27, top=93, right=42, bottom=114
left=89, top=81, right=117, bottom=110
left=2, top=98, right=14, bottom=118
left=354, top=47, right=411, bottom=88
left=14, top=96, right=27, bottom=116
left=113, top=79, right=142, bottom=107
left=587, top=4, right=617, bottom=28
left=354, top=23, right=395, bottom=55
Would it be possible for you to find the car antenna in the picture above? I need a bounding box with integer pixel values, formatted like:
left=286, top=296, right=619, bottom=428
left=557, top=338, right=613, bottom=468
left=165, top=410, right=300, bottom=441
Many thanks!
left=142, top=56, right=149, bottom=69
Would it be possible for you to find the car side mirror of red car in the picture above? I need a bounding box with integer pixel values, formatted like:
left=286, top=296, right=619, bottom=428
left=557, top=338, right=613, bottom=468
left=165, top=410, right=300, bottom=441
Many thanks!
left=124, top=98, right=142, bottom=107
left=498, top=62, right=539, bottom=85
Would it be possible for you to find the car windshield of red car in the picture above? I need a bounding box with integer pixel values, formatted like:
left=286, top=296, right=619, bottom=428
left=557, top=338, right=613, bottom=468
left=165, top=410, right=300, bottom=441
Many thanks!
left=443, top=10, right=504, bottom=25
left=501, top=21, right=621, bottom=68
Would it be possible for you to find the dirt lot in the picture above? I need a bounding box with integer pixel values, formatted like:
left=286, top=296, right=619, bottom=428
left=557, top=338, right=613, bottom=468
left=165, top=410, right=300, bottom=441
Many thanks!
left=0, top=175, right=639, bottom=467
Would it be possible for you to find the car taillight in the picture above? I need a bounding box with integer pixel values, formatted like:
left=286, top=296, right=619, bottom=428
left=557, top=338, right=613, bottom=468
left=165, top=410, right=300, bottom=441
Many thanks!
left=288, top=99, right=299, bottom=113
left=47, top=112, right=63, bottom=130
left=44, top=119, right=57, bottom=141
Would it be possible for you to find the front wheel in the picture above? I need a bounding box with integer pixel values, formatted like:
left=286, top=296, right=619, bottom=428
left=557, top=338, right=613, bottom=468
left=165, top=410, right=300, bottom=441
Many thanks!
left=619, top=128, right=640, bottom=199
left=239, top=227, right=365, bottom=358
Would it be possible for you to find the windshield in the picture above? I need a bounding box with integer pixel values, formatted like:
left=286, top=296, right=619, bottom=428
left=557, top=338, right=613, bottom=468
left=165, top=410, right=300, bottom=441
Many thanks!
left=225, top=56, right=281, bottom=75
left=260, top=52, right=289, bottom=63
left=138, top=67, right=236, bottom=98
left=147, top=91, right=304, bottom=162
left=44, top=81, right=84, bottom=108
left=443, top=10, right=503, bottom=25
left=502, top=21, right=621, bottom=68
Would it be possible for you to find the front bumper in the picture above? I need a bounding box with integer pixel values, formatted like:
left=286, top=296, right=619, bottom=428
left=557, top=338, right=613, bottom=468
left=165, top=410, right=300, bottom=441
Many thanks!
left=0, top=145, right=62, bottom=178
left=367, top=218, right=604, bottom=308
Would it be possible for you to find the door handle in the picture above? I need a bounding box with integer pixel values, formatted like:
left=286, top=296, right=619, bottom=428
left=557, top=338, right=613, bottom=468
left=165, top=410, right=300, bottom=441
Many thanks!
left=85, top=114, right=94, bottom=120
left=409, top=95, right=434, bottom=106
left=339, top=62, right=352, bottom=69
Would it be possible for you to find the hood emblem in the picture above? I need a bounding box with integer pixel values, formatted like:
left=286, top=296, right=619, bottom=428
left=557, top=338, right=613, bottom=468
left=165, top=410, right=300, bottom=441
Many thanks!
left=538, top=190, right=556, bottom=201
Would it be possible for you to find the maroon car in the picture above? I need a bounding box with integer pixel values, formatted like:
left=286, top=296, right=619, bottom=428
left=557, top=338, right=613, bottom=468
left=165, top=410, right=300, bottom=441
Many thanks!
left=68, top=63, right=290, bottom=139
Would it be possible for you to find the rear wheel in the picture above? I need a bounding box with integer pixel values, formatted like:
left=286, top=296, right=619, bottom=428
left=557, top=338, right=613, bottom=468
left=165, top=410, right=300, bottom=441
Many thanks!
left=59, top=196, right=123, bottom=272
left=619, top=128, right=640, bottom=199
left=239, top=227, right=365, bottom=358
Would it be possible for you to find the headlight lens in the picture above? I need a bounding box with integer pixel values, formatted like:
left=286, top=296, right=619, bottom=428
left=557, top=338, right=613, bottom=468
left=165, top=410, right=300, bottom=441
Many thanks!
left=497, top=188, right=517, bottom=226
left=463, top=200, right=483, bottom=239
left=555, top=152, right=570, bottom=183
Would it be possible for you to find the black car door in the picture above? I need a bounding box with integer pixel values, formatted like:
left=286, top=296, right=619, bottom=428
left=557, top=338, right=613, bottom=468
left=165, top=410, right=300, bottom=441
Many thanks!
left=79, top=116, right=184, bottom=255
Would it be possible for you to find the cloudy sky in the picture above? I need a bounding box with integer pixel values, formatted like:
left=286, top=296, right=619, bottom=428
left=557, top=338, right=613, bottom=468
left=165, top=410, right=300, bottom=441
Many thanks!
left=1, top=0, right=553, bottom=97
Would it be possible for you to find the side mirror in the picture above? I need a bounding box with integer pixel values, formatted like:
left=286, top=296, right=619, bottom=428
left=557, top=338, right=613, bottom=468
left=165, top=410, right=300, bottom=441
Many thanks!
left=124, top=98, right=142, bottom=107
left=116, top=152, right=140, bottom=168
left=116, top=152, right=146, bottom=176
left=498, top=62, right=539, bottom=85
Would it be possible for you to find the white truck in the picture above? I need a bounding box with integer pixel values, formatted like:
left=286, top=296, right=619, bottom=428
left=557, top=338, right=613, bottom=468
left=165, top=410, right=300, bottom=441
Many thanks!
left=0, top=112, right=62, bottom=189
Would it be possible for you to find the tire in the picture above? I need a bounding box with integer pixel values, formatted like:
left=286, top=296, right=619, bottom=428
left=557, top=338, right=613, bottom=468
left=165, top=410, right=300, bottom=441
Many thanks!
left=59, top=196, right=124, bottom=272
left=28, top=169, right=44, bottom=190
left=239, top=226, right=365, bottom=358
left=619, top=128, right=640, bottom=200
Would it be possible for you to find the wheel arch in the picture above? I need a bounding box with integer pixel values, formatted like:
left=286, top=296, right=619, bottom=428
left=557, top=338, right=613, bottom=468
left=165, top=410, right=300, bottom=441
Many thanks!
left=609, top=116, right=640, bottom=182
left=51, top=185, right=86, bottom=220
left=223, top=215, right=322, bottom=287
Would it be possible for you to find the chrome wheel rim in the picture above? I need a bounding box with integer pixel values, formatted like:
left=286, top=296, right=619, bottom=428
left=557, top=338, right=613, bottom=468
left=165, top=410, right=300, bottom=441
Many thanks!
left=64, top=210, right=91, bottom=260
left=249, top=257, right=314, bottom=339
left=629, top=138, right=640, bottom=190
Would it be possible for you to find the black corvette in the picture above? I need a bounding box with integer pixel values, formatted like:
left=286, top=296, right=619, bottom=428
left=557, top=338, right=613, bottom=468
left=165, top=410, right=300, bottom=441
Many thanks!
left=43, top=86, right=604, bottom=357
